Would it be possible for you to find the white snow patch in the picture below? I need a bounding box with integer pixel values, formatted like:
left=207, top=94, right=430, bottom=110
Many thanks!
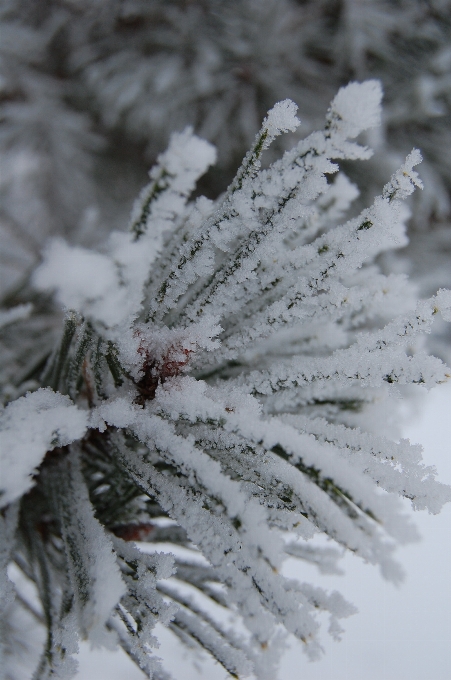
left=0, top=388, right=88, bottom=507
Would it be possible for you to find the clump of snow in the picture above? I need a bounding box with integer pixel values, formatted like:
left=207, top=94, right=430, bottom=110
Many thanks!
left=156, top=126, right=217, bottom=182
left=33, top=239, right=128, bottom=327
left=263, top=99, right=300, bottom=145
left=91, top=397, right=139, bottom=432
left=0, top=388, right=88, bottom=507
left=328, top=80, right=383, bottom=138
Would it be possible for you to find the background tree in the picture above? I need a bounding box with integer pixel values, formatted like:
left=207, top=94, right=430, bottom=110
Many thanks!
left=1, top=1, right=451, bottom=311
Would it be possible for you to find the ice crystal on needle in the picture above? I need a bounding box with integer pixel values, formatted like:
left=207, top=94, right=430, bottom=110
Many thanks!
left=1, top=82, right=451, bottom=679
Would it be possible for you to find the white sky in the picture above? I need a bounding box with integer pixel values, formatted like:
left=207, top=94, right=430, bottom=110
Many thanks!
left=76, top=382, right=451, bottom=680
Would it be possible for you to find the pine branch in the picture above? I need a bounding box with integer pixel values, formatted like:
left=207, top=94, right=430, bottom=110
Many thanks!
left=2, top=81, right=451, bottom=679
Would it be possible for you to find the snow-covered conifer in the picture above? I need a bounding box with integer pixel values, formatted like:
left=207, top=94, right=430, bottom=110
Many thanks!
left=1, top=81, right=450, bottom=679
left=2, top=0, right=451, bottom=312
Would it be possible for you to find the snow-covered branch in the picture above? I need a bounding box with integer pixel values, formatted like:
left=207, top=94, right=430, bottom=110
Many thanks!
left=1, top=81, right=451, bottom=679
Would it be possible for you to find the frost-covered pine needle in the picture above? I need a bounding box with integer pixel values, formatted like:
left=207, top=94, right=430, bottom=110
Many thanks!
left=1, top=81, right=451, bottom=680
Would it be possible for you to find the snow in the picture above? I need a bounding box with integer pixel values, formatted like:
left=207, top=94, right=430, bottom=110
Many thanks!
left=435, top=288, right=451, bottom=321
left=75, top=386, right=451, bottom=680
left=328, top=80, right=383, bottom=138
left=33, top=239, right=128, bottom=327
left=0, top=388, right=88, bottom=508
left=383, top=148, right=424, bottom=201
left=3, top=80, right=451, bottom=680
left=158, top=127, right=217, bottom=180
left=56, top=450, right=126, bottom=647
left=263, top=99, right=300, bottom=144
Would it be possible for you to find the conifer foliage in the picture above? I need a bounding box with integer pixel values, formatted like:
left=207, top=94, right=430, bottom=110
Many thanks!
left=2, top=0, right=451, bottom=302
left=1, top=82, right=451, bottom=679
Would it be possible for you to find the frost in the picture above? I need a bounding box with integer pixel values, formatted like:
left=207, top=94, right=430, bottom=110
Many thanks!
left=157, top=127, right=217, bottom=179
left=33, top=240, right=127, bottom=327
left=263, top=99, right=300, bottom=144
left=383, top=149, right=424, bottom=201
left=2, top=82, right=451, bottom=679
left=434, top=288, right=451, bottom=322
left=328, top=80, right=383, bottom=138
left=0, top=389, right=88, bottom=508
left=50, top=449, right=126, bottom=645
left=128, top=126, right=216, bottom=241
